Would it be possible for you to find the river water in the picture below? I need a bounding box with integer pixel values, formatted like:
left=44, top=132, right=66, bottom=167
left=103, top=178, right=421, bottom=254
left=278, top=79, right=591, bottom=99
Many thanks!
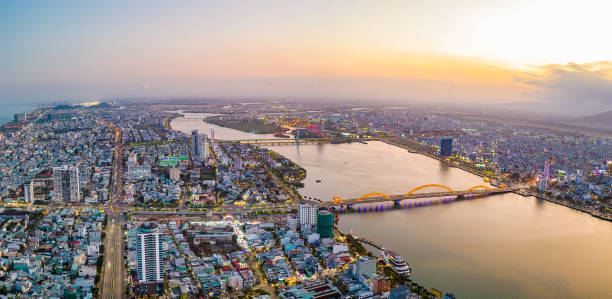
left=170, top=112, right=282, bottom=140
left=268, top=142, right=612, bottom=299
left=173, top=116, right=612, bottom=299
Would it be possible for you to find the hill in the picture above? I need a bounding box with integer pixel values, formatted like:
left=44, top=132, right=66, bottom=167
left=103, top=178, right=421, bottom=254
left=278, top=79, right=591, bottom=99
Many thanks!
left=576, top=110, right=612, bottom=125
left=86, top=102, right=117, bottom=109
left=53, top=104, right=79, bottom=110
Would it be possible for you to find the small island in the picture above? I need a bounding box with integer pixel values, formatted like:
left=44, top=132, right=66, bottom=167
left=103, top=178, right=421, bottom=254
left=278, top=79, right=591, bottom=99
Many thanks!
left=205, top=116, right=288, bottom=134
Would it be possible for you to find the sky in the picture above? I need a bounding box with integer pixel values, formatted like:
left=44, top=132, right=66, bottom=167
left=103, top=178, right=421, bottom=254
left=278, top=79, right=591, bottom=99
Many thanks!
left=2, top=0, right=612, bottom=115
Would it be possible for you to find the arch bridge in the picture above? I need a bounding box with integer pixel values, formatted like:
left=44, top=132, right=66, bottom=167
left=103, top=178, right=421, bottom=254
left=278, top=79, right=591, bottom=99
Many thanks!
left=236, top=138, right=329, bottom=146
left=326, top=184, right=511, bottom=208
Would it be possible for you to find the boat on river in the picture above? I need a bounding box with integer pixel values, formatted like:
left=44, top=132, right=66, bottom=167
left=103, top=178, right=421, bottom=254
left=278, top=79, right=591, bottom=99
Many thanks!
left=380, top=248, right=411, bottom=276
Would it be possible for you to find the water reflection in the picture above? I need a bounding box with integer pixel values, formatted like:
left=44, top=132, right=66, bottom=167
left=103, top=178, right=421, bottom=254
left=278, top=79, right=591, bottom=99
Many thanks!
left=267, top=141, right=612, bottom=299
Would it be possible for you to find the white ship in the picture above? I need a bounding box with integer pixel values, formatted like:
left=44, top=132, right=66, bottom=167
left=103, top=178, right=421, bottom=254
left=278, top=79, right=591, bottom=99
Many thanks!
left=380, top=248, right=411, bottom=276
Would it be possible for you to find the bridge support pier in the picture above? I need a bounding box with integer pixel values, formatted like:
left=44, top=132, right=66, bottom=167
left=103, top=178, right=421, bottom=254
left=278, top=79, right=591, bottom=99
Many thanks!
left=394, top=200, right=401, bottom=208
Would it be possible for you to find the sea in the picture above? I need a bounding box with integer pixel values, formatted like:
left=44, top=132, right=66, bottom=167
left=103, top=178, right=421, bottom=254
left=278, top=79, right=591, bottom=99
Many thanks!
left=0, top=103, right=40, bottom=125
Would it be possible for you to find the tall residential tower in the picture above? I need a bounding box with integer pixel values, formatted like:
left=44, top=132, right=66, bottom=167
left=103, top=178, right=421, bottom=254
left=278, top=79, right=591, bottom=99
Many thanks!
left=440, top=138, right=453, bottom=157
left=23, top=181, right=34, bottom=203
left=136, top=223, right=165, bottom=283
left=191, top=130, right=200, bottom=159
left=53, top=166, right=80, bottom=202
left=298, top=202, right=317, bottom=229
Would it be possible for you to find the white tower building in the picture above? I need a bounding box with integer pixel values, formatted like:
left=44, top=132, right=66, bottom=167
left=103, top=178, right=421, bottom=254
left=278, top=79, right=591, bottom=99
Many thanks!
left=298, top=202, right=317, bottom=228
left=136, top=223, right=165, bottom=283
left=23, top=181, right=34, bottom=203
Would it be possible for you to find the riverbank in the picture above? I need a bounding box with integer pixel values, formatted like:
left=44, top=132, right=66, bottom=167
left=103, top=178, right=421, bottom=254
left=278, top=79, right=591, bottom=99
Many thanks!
left=253, top=141, right=612, bottom=298
left=205, top=116, right=286, bottom=134
left=381, top=138, right=496, bottom=182
left=170, top=112, right=281, bottom=140
left=380, top=137, right=612, bottom=222
left=163, top=112, right=184, bottom=129
left=340, top=231, right=436, bottom=299
left=532, top=192, right=612, bottom=221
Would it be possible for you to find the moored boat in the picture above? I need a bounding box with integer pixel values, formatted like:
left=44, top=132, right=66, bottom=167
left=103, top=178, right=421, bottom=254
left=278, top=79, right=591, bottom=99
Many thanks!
left=380, top=248, right=411, bottom=276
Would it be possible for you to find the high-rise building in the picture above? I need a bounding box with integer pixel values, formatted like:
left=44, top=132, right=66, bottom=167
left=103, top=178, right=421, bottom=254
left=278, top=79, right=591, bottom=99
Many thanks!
left=544, top=160, right=550, bottom=178
left=203, top=141, right=211, bottom=160
left=287, top=215, right=298, bottom=231
left=440, top=138, right=453, bottom=157
left=210, top=128, right=215, bottom=144
left=128, top=153, right=138, bottom=168
left=191, top=130, right=200, bottom=160
left=136, top=223, right=165, bottom=283
left=389, top=285, right=411, bottom=299
left=576, top=170, right=584, bottom=184
left=537, top=177, right=548, bottom=192
left=13, top=113, right=27, bottom=122
left=169, top=167, right=180, bottom=181
left=316, top=210, right=334, bottom=238
left=298, top=202, right=317, bottom=229
left=191, top=130, right=210, bottom=162
left=53, top=166, right=80, bottom=202
left=373, top=275, right=391, bottom=294
left=128, top=165, right=151, bottom=180
left=234, top=158, right=243, bottom=170
left=198, top=134, right=209, bottom=160
left=23, top=181, right=34, bottom=203
left=354, top=257, right=377, bottom=280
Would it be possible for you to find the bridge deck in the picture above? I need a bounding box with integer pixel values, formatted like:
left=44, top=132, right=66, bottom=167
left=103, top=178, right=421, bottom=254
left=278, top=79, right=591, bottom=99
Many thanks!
left=321, top=187, right=514, bottom=207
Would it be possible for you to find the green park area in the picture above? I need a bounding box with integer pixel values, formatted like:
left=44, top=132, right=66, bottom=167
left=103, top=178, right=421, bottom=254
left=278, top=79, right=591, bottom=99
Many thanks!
left=205, top=117, right=286, bottom=134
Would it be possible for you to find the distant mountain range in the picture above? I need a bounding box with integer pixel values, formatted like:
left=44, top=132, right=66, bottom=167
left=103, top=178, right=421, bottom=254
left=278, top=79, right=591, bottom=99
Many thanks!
left=575, top=110, right=612, bottom=125
left=53, top=102, right=118, bottom=110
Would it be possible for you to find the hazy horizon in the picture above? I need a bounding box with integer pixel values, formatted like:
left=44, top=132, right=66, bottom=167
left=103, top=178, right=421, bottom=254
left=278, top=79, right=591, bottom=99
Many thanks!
left=3, top=1, right=612, bottom=115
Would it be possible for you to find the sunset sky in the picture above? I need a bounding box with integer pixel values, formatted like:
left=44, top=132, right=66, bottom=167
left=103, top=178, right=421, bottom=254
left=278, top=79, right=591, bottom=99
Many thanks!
left=2, top=0, right=612, bottom=115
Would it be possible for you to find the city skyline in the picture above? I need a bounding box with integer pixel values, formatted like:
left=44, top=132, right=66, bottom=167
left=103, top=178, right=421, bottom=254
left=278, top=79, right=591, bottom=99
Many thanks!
left=0, top=101, right=611, bottom=298
left=3, top=3, right=612, bottom=297
left=3, top=1, right=612, bottom=115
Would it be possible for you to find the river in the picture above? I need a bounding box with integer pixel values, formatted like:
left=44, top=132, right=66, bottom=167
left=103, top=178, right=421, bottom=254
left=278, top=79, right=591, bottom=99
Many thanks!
left=170, top=112, right=282, bottom=140
left=267, top=142, right=612, bottom=299
left=173, top=116, right=612, bottom=299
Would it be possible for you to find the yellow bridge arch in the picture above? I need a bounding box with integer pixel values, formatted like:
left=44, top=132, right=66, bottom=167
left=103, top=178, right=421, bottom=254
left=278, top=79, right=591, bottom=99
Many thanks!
left=405, top=184, right=455, bottom=196
left=334, top=192, right=390, bottom=203
left=467, top=185, right=492, bottom=192
left=332, top=184, right=502, bottom=203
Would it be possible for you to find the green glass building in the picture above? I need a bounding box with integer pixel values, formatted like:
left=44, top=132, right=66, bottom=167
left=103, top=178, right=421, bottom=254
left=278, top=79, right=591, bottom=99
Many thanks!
left=317, top=210, right=334, bottom=238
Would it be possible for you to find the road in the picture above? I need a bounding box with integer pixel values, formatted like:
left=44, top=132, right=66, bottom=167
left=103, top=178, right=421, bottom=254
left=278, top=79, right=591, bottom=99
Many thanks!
left=266, top=169, right=300, bottom=202
left=246, top=252, right=276, bottom=296
left=101, top=211, right=125, bottom=299
left=100, top=124, right=126, bottom=299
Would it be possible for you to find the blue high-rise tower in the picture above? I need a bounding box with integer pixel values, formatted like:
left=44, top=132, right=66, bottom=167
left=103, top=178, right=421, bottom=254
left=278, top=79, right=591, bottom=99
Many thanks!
left=191, top=130, right=200, bottom=162
left=440, top=138, right=453, bottom=157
